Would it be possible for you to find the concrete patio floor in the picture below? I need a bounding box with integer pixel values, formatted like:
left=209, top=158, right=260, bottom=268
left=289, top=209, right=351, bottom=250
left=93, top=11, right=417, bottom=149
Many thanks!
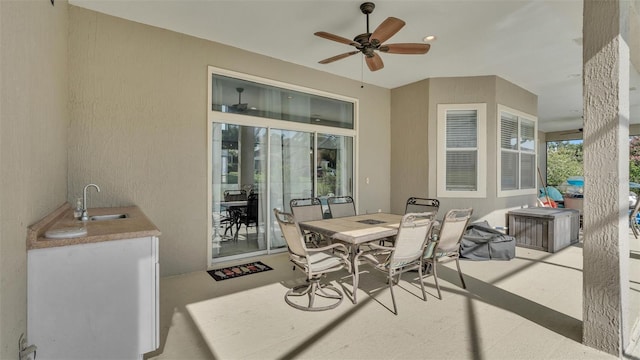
left=147, top=234, right=640, bottom=360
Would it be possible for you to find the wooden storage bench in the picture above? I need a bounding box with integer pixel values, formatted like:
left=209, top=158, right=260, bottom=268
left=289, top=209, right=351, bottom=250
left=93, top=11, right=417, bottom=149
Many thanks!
left=507, top=208, right=580, bottom=253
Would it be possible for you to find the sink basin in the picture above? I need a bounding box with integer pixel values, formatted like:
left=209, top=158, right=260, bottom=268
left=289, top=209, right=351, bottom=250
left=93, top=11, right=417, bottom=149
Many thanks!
left=89, top=213, right=129, bottom=221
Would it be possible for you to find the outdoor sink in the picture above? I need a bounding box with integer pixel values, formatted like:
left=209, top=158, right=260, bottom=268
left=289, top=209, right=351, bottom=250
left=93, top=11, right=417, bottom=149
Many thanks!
left=89, top=213, right=129, bottom=221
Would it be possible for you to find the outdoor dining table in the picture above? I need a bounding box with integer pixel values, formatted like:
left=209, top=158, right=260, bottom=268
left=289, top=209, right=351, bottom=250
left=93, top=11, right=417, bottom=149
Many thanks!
left=299, top=213, right=404, bottom=270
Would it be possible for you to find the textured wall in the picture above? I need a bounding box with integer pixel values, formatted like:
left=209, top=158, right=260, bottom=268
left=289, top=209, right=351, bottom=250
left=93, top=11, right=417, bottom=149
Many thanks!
left=68, top=6, right=391, bottom=276
left=391, top=75, right=538, bottom=225
left=583, top=0, right=630, bottom=354
left=0, top=0, right=68, bottom=357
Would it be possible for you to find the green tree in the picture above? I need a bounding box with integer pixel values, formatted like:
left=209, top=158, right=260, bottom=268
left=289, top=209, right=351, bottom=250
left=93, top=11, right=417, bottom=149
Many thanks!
left=546, top=141, right=583, bottom=186
left=630, top=136, right=640, bottom=184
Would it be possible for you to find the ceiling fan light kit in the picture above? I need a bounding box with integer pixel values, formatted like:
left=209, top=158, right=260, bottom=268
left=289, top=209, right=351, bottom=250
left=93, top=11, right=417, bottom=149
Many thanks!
left=314, top=2, right=430, bottom=72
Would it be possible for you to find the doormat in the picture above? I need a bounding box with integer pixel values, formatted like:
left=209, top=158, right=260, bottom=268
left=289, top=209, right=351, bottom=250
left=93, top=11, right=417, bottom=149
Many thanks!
left=207, top=261, right=273, bottom=281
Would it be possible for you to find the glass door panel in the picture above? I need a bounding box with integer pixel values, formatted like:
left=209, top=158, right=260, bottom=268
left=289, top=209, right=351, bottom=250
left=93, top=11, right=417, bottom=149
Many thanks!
left=269, top=129, right=314, bottom=249
left=212, top=123, right=267, bottom=260
left=317, top=134, right=354, bottom=215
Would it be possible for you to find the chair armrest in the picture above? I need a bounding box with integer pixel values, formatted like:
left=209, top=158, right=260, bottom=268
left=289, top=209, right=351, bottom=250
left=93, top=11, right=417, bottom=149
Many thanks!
left=307, top=242, right=349, bottom=256
left=354, top=243, right=394, bottom=261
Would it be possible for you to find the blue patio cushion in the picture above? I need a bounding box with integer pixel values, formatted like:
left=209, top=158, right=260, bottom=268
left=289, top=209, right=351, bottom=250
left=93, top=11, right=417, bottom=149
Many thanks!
left=539, top=186, right=563, bottom=201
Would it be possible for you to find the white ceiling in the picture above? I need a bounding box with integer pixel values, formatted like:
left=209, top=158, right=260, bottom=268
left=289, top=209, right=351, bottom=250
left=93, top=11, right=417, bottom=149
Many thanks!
left=68, top=0, right=639, bottom=133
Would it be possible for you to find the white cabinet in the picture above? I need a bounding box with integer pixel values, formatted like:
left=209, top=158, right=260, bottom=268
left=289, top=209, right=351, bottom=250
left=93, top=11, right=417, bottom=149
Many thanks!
left=27, top=236, right=159, bottom=360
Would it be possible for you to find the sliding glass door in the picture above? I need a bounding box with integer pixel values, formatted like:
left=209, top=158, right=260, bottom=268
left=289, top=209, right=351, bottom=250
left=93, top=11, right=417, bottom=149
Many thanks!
left=212, top=124, right=354, bottom=262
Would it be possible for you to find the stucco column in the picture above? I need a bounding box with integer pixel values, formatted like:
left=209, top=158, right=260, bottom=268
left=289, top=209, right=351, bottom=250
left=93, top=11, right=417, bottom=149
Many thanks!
left=583, top=0, right=630, bottom=355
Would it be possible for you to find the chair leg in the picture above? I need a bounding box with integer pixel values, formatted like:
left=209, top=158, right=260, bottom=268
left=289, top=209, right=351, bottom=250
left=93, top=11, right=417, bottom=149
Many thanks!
left=284, top=278, right=343, bottom=311
left=388, top=271, right=398, bottom=315
left=417, top=264, right=427, bottom=302
left=352, top=263, right=359, bottom=304
left=455, top=257, right=466, bottom=289
left=432, top=260, right=442, bottom=300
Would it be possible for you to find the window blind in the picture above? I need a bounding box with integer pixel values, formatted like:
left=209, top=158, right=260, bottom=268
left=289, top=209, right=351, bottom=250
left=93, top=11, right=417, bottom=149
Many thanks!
left=446, top=110, right=478, bottom=191
left=499, top=109, right=536, bottom=193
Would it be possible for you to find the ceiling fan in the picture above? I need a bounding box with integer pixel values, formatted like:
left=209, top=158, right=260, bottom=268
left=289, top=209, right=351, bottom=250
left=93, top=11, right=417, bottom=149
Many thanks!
left=230, top=87, right=248, bottom=113
left=314, top=2, right=430, bottom=72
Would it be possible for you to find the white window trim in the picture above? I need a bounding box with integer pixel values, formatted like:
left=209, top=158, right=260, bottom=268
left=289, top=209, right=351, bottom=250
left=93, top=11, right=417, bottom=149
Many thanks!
left=436, top=103, right=487, bottom=198
left=497, top=104, right=538, bottom=197
left=206, top=66, right=359, bottom=266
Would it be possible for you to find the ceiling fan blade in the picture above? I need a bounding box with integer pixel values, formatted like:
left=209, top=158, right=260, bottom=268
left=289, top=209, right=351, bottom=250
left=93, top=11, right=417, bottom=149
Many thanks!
left=365, top=53, right=384, bottom=71
left=319, top=51, right=360, bottom=64
left=314, top=31, right=359, bottom=47
left=379, top=43, right=431, bottom=54
left=370, top=17, right=405, bottom=45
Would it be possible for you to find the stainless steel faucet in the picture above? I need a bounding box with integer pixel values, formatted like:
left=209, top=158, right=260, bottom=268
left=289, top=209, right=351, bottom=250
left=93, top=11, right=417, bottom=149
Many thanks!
left=80, top=184, right=101, bottom=221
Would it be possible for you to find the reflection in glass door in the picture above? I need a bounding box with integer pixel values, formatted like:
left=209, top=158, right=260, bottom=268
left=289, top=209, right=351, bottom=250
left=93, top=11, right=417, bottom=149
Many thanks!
left=269, top=129, right=314, bottom=248
left=212, top=123, right=267, bottom=260
left=316, top=133, right=354, bottom=215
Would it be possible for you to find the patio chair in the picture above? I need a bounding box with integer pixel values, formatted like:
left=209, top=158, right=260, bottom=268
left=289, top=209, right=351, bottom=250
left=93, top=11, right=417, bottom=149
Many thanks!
left=327, top=195, right=356, bottom=218
left=421, top=208, right=473, bottom=299
left=376, top=196, right=439, bottom=246
left=273, top=208, right=351, bottom=311
left=630, top=198, right=640, bottom=239
left=234, top=192, right=258, bottom=240
left=221, top=189, right=248, bottom=238
left=353, top=212, right=437, bottom=315
left=290, top=197, right=325, bottom=247
left=405, top=197, right=440, bottom=215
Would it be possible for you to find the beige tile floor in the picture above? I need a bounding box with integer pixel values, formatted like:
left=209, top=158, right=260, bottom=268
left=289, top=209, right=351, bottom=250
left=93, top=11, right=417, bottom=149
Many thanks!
left=147, top=235, right=640, bottom=360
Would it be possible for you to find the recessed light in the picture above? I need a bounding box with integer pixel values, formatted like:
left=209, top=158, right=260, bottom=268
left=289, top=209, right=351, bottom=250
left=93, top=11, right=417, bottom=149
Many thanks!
left=423, top=35, right=436, bottom=42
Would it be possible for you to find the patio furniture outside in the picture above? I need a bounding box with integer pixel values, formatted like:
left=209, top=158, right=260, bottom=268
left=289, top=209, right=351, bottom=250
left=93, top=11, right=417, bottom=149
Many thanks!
left=290, top=197, right=325, bottom=247
left=327, top=195, right=356, bottom=218
left=273, top=208, right=351, bottom=311
left=405, top=197, right=440, bottom=215
left=353, top=212, right=437, bottom=314
left=299, top=212, right=404, bottom=267
left=423, top=208, right=473, bottom=298
left=507, top=208, right=579, bottom=253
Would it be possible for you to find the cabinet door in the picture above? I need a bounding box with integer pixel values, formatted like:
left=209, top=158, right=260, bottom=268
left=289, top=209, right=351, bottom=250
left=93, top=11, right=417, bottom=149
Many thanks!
left=28, top=237, right=157, bottom=359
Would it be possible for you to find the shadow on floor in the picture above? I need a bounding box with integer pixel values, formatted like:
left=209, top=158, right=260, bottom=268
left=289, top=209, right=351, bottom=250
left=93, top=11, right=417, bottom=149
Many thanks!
left=436, top=266, right=582, bottom=342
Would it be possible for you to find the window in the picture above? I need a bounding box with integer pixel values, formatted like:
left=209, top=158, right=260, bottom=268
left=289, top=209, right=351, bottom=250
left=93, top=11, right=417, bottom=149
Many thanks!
left=211, top=73, right=354, bottom=129
left=498, top=105, right=537, bottom=197
left=437, top=103, right=487, bottom=198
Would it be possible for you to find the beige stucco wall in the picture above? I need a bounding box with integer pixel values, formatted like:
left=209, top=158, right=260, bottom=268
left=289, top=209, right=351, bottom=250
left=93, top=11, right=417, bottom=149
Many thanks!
left=389, top=80, right=430, bottom=213
left=391, top=75, right=538, bottom=226
left=0, top=0, right=69, bottom=357
left=68, top=6, right=391, bottom=276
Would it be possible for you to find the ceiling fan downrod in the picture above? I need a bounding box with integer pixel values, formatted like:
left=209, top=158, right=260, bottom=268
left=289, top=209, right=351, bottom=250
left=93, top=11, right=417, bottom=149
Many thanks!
left=360, top=2, right=375, bottom=34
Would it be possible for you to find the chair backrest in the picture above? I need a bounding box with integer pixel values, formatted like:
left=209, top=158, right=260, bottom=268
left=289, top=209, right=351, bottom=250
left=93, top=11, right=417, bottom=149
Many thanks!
left=247, top=193, right=259, bottom=222
left=327, top=196, right=356, bottom=218
left=224, top=189, right=247, bottom=201
left=273, top=208, right=307, bottom=257
left=290, top=198, right=324, bottom=223
left=437, top=208, right=473, bottom=253
left=405, top=197, right=440, bottom=215
left=390, top=212, right=436, bottom=267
